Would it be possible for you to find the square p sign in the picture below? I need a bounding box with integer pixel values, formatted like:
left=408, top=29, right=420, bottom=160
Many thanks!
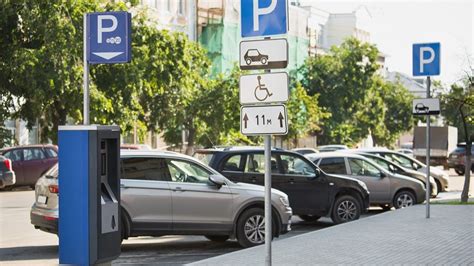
left=412, top=43, right=440, bottom=76
left=241, top=0, right=288, bottom=38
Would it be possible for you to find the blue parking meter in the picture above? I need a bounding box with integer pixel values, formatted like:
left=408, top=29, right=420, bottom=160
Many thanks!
left=58, top=125, right=121, bottom=265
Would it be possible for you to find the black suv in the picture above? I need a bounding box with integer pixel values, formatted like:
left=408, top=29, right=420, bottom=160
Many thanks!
left=194, top=147, right=370, bottom=224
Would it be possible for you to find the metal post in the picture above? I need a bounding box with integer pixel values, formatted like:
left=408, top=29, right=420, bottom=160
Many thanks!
left=426, top=76, right=431, bottom=218
left=264, top=134, right=272, bottom=266
left=83, top=14, right=90, bottom=125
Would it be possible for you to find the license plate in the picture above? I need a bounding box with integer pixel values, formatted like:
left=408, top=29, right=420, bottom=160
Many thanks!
left=38, top=195, right=47, bottom=204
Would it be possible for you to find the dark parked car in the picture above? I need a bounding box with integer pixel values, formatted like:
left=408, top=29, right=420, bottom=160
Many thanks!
left=194, top=147, right=370, bottom=224
left=0, top=145, right=58, bottom=188
left=0, top=155, right=16, bottom=189
left=448, top=144, right=474, bottom=175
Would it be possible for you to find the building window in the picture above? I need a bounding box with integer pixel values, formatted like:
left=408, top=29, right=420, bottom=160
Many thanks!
left=178, top=0, right=185, bottom=15
left=164, top=0, right=171, bottom=12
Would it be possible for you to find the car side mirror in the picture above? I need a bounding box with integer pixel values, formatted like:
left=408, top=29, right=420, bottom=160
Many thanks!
left=209, top=174, right=226, bottom=188
left=380, top=172, right=387, bottom=178
left=307, top=168, right=320, bottom=180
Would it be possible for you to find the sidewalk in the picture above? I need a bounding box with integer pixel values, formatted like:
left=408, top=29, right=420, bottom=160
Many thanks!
left=190, top=205, right=474, bottom=265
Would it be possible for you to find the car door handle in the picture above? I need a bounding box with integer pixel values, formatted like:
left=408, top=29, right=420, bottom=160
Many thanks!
left=250, top=177, right=257, bottom=183
left=120, top=184, right=127, bottom=189
left=288, top=179, right=295, bottom=184
left=173, top=187, right=185, bottom=192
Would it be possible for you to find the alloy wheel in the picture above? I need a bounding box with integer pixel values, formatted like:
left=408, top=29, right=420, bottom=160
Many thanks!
left=336, top=200, right=357, bottom=221
left=244, top=214, right=265, bottom=244
left=396, top=194, right=414, bottom=208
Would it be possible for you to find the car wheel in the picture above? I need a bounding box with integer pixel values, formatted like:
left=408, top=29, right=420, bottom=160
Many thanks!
left=237, top=208, right=268, bottom=248
left=245, top=58, right=252, bottom=65
left=205, top=235, right=229, bottom=242
left=393, top=190, right=416, bottom=209
left=298, top=215, right=321, bottom=222
left=331, top=195, right=361, bottom=224
left=261, top=57, right=268, bottom=64
left=455, top=167, right=465, bottom=176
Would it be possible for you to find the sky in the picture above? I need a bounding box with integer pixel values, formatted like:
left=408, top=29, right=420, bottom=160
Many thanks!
left=302, top=0, right=473, bottom=85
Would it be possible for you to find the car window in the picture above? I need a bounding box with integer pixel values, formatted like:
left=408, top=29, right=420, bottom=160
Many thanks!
left=193, top=152, right=214, bottom=166
left=45, top=148, right=58, bottom=158
left=280, top=154, right=315, bottom=176
left=389, top=154, right=415, bottom=169
left=24, top=148, right=46, bottom=161
left=318, top=157, right=347, bottom=174
left=121, top=157, right=171, bottom=181
left=4, top=149, right=22, bottom=162
left=221, top=154, right=243, bottom=172
left=167, top=159, right=211, bottom=184
left=245, top=154, right=280, bottom=174
left=370, top=157, right=390, bottom=172
left=348, top=158, right=382, bottom=177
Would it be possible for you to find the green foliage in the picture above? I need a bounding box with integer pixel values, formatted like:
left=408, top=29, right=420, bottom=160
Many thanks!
left=299, top=38, right=414, bottom=147
left=285, top=82, right=330, bottom=146
left=372, top=77, right=415, bottom=147
left=439, top=81, right=474, bottom=142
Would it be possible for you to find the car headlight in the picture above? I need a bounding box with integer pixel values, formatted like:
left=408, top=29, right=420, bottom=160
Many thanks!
left=357, top=180, right=369, bottom=192
left=279, top=196, right=290, bottom=207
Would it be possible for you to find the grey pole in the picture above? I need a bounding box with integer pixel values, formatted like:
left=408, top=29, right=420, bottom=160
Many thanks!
left=83, top=14, right=90, bottom=125
left=426, top=76, right=431, bottom=218
left=264, top=134, right=272, bottom=266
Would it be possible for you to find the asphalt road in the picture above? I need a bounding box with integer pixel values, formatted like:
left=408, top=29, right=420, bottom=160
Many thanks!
left=0, top=168, right=469, bottom=265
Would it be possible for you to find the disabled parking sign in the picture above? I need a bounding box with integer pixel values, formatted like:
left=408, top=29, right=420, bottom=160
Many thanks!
left=87, top=11, right=131, bottom=64
left=241, top=0, right=288, bottom=38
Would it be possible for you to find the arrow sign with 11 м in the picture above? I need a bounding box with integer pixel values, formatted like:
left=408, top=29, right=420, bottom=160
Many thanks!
left=241, top=105, right=288, bottom=135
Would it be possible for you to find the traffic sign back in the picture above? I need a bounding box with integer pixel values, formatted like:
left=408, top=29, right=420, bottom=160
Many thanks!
left=87, top=11, right=131, bottom=64
left=241, top=0, right=288, bottom=38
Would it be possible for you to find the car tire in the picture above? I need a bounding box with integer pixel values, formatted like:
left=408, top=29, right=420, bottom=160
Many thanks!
left=236, top=208, right=271, bottom=248
left=393, top=190, right=416, bottom=209
left=246, top=58, right=252, bottom=65
left=298, top=215, right=321, bottom=222
left=261, top=57, right=268, bottom=64
left=455, top=167, right=465, bottom=176
left=331, top=195, right=361, bottom=224
left=205, top=235, right=229, bottom=242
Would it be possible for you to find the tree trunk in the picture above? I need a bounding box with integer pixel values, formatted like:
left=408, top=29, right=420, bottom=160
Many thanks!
left=185, top=127, right=196, bottom=156
left=460, top=104, right=471, bottom=203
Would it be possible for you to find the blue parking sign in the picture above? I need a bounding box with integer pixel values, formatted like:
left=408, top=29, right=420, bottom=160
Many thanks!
left=87, top=12, right=131, bottom=64
left=241, top=0, right=288, bottom=38
left=413, top=43, right=440, bottom=76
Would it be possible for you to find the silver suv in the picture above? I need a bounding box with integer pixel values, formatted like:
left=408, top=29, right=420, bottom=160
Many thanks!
left=30, top=150, right=292, bottom=248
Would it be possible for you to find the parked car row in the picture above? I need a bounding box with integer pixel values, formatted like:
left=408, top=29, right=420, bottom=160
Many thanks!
left=28, top=144, right=453, bottom=249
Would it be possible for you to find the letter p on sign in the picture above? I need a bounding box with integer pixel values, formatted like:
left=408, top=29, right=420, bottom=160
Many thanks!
left=413, top=43, right=440, bottom=76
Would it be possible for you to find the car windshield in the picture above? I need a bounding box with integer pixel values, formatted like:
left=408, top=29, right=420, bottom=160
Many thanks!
left=193, top=152, right=214, bottom=166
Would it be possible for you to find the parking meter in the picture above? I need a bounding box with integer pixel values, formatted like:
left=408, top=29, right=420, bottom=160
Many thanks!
left=58, top=125, right=121, bottom=265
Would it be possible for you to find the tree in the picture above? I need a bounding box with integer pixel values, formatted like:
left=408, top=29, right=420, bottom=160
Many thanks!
left=299, top=38, right=381, bottom=146
left=371, top=77, right=415, bottom=147
left=439, top=70, right=474, bottom=203
left=0, top=1, right=213, bottom=148
left=285, top=82, right=330, bottom=147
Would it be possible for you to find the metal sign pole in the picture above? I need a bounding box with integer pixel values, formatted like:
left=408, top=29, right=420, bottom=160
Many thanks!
left=426, top=76, right=431, bottom=218
left=83, top=14, right=90, bottom=125
left=264, top=134, right=272, bottom=266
